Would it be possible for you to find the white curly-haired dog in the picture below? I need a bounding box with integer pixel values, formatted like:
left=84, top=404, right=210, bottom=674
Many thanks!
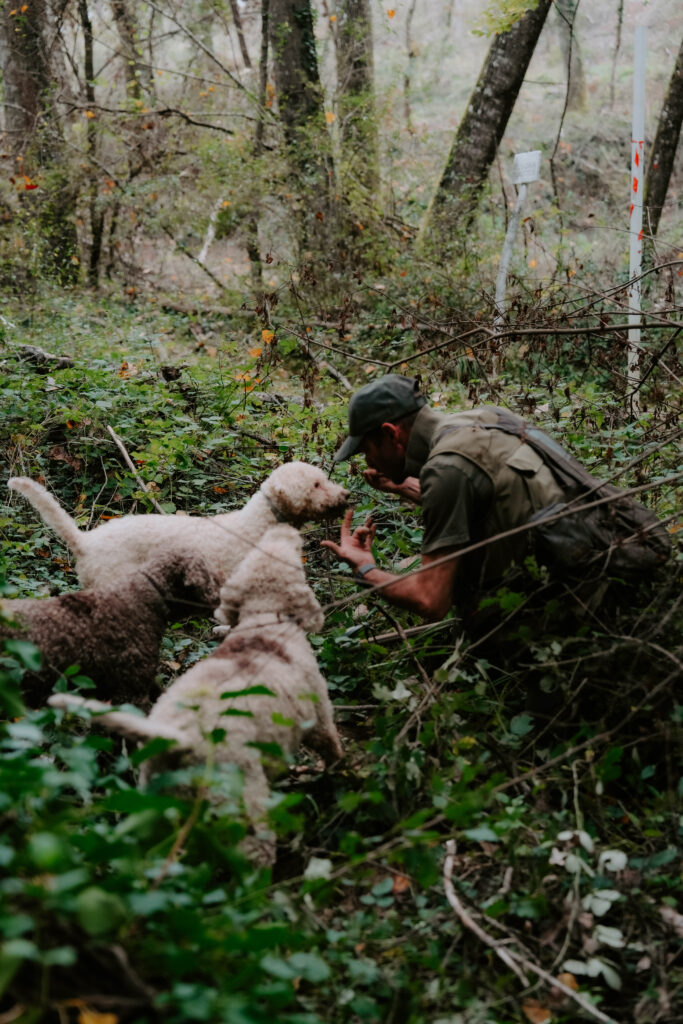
left=49, top=524, right=344, bottom=866
left=9, top=463, right=348, bottom=609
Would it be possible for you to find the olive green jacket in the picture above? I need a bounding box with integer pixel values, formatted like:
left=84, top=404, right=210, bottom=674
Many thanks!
left=406, top=406, right=563, bottom=584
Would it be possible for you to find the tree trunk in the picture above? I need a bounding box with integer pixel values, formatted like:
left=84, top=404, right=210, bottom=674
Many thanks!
left=425, top=0, right=553, bottom=244
left=268, top=0, right=336, bottom=256
left=246, top=0, right=270, bottom=290
left=0, top=1, right=52, bottom=155
left=556, top=0, right=586, bottom=110
left=228, top=0, right=252, bottom=69
left=643, top=34, right=683, bottom=242
left=110, top=0, right=154, bottom=100
left=336, top=0, right=379, bottom=204
left=79, top=0, right=104, bottom=288
left=0, top=0, right=79, bottom=283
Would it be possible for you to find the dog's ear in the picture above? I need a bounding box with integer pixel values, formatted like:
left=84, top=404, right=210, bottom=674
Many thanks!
left=262, top=465, right=306, bottom=523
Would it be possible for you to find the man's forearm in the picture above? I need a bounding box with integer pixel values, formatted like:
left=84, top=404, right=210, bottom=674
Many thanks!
left=355, top=565, right=444, bottom=621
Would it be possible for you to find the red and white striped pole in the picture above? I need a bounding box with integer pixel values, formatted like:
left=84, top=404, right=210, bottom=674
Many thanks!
left=628, top=25, right=646, bottom=417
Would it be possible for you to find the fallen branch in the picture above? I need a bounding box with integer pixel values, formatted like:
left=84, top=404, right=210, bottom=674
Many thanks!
left=443, top=839, right=620, bottom=1024
left=231, top=425, right=280, bottom=450
left=106, top=425, right=167, bottom=514
left=159, top=302, right=233, bottom=317
left=15, top=344, right=74, bottom=370
left=359, top=618, right=454, bottom=645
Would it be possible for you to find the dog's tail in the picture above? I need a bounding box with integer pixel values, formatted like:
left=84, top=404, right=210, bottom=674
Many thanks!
left=48, top=693, right=186, bottom=746
left=8, top=478, right=88, bottom=558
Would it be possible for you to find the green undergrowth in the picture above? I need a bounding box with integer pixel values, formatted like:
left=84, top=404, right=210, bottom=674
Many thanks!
left=0, top=286, right=681, bottom=1023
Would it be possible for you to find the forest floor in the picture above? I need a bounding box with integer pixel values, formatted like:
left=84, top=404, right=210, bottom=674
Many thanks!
left=0, top=270, right=680, bottom=1023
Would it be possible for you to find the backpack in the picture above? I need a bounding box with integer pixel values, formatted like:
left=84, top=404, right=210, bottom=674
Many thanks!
left=473, top=408, right=672, bottom=579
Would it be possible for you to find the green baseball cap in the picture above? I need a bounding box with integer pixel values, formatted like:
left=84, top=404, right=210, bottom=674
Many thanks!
left=333, top=374, right=426, bottom=462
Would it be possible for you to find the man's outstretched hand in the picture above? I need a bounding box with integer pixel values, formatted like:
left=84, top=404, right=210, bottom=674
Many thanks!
left=321, top=509, right=376, bottom=571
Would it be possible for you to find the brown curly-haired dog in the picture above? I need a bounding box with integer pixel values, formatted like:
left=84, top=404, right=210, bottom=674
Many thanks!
left=1, top=554, right=212, bottom=708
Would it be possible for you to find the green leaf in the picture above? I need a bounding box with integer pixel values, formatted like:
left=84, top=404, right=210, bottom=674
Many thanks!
left=509, top=713, right=534, bottom=737
left=42, top=946, right=77, bottom=967
left=260, top=954, right=297, bottom=981
left=271, top=712, right=295, bottom=727
left=221, top=686, right=276, bottom=699
left=76, top=887, right=127, bottom=937
left=27, top=832, right=68, bottom=871
left=370, top=877, right=394, bottom=897
left=3, top=639, right=42, bottom=672
left=287, top=952, right=331, bottom=983
left=464, top=826, right=499, bottom=842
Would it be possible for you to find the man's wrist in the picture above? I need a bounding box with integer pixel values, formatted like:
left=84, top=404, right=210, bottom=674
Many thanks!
left=354, top=562, right=377, bottom=582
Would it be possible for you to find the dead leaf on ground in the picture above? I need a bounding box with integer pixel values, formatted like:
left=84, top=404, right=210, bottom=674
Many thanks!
left=392, top=873, right=411, bottom=894
left=49, top=445, right=83, bottom=472
left=522, top=998, right=552, bottom=1023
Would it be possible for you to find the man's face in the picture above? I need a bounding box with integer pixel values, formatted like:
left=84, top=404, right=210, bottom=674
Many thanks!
left=360, top=426, right=407, bottom=484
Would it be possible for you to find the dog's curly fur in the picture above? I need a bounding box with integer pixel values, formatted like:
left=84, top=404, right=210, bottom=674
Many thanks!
left=9, top=463, right=348, bottom=609
left=49, top=525, right=344, bottom=866
left=1, top=554, right=213, bottom=708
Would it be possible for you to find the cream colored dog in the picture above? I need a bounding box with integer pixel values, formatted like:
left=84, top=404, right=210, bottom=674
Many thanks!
left=50, top=524, right=344, bottom=866
left=10, top=463, right=348, bottom=609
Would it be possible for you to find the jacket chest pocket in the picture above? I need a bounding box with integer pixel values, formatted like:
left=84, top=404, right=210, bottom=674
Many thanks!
left=505, top=443, right=545, bottom=477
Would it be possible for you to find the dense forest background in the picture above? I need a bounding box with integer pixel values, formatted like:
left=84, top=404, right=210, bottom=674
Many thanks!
left=0, top=1, right=681, bottom=1022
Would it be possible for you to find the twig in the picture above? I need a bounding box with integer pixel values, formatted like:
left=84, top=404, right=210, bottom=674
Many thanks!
left=14, top=344, right=74, bottom=369
left=282, top=315, right=352, bottom=389
left=374, top=603, right=435, bottom=696
left=150, top=793, right=204, bottom=890
left=0, top=1005, right=25, bottom=1024
left=159, top=302, right=233, bottom=317
left=160, top=224, right=230, bottom=295
left=442, top=839, right=530, bottom=985
left=359, top=619, right=454, bottom=645
left=443, top=839, right=620, bottom=1024
left=106, top=425, right=167, bottom=514
left=386, top=316, right=682, bottom=371
left=231, top=425, right=280, bottom=450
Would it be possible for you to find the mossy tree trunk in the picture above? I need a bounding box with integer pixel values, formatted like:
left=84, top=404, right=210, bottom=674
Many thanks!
left=336, top=0, right=379, bottom=209
left=246, top=0, right=270, bottom=290
left=424, top=0, right=552, bottom=247
left=269, top=0, right=336, bottom=259
left=79, top=0, right=104, bottom=288
left=110, top=0, right=155, bottom=101
left=0, top=0, right=79, bottom=283
left=643, top=34, right=683, bottom=244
